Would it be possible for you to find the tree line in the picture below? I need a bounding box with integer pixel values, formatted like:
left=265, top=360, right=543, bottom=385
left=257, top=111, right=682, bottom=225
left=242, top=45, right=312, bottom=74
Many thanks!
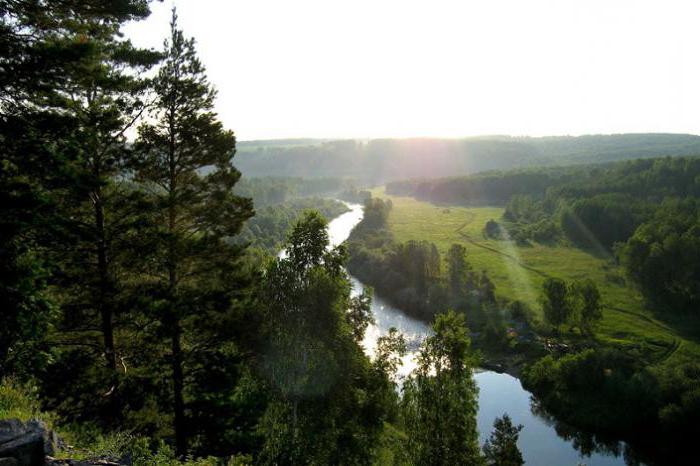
left=237, top=197, right=348, bottom=252
left=236, top=134, right=700, bottom=182
left=234, top=176, right=358, bottom=207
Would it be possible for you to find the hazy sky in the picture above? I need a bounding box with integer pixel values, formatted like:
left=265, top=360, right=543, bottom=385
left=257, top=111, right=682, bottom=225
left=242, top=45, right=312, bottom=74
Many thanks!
left=124, top=0, right=700, bottom=141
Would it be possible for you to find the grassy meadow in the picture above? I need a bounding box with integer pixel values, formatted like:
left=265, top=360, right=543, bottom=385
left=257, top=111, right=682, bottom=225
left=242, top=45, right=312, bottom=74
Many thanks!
left=370, top=187, right=700, bottom=366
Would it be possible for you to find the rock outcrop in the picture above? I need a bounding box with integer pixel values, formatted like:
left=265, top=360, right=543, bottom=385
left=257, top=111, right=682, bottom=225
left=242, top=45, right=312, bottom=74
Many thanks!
left=0, top=419, right=58, bottom=466
left=0, top=419, right=131, bottom=466
left=46, top=459, right=125, bottom=466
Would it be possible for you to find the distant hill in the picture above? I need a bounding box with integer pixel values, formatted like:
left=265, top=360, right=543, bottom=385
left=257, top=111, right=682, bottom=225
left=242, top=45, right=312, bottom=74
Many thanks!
left=234, top=134, right=700, bottom=182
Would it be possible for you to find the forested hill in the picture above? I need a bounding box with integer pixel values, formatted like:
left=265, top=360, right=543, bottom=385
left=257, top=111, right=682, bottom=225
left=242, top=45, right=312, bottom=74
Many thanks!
left=386, top=156, right=700, bottom=206
left=235, top=133, right=700, bottom=181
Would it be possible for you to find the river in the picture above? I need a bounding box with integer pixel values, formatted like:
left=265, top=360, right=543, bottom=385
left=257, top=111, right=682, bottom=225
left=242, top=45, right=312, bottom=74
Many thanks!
left=327, top=201, right=636, bottom=466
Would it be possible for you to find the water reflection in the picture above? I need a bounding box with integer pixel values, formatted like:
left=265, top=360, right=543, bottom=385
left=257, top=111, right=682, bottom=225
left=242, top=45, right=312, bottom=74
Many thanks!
left=476, top=371, right=639, bottom=466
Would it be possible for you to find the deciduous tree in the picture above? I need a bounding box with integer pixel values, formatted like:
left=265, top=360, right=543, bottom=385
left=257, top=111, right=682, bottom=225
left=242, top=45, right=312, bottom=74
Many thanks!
left=402, top=311, right=484, bottom=465
left=541, top=278, right=572, bottom=333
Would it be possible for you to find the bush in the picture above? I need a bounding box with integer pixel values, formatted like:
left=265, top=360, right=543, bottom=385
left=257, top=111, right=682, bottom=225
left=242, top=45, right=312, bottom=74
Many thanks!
left=484, top=219, right=502, bottom=239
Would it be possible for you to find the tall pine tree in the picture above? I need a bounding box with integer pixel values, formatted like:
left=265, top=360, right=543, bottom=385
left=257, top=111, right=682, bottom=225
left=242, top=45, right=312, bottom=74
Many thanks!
left=1, top=1, right=158, bottom=400
left=35, top=0, right=162, bottom=426
left=134, top=8, right=254, bottom=455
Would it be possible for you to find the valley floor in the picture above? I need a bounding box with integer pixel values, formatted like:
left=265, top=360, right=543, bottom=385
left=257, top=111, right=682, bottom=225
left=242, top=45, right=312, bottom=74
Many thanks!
left=369, top=187, right=700, bottom=368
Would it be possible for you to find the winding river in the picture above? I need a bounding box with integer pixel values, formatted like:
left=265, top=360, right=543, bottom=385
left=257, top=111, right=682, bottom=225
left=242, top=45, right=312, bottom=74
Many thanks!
left=328, top=202, right=636, bottom=466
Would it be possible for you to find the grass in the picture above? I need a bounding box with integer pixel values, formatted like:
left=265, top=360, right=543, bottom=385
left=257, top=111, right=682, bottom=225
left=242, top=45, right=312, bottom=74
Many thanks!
left=371, top=187, right=700, bottom=366
left=0, top=378, right=53, bottom=424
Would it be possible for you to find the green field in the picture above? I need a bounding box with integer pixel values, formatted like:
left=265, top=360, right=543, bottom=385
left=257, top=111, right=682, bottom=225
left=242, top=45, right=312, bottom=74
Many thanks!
left=371, top=187, right=700, bottom=366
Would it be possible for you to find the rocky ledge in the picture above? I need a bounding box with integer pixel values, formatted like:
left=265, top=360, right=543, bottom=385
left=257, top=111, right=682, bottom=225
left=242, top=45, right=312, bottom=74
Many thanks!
left=0, top=419, right=126, bottom=466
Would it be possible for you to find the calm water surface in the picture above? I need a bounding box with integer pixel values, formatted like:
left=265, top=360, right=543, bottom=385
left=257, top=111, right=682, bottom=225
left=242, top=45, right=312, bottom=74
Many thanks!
left=328, top=202, right=635, bottom=466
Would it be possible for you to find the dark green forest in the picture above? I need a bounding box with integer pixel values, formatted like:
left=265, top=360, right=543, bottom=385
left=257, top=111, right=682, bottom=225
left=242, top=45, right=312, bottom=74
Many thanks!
left=233, top=177, right=358, bottom=207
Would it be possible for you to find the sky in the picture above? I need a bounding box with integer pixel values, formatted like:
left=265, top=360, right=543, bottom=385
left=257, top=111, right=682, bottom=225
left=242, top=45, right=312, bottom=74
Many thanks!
left=124, top=0, right=700, bottom=141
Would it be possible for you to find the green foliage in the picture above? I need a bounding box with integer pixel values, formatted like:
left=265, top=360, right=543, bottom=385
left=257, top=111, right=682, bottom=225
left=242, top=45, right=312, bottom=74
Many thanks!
left=570, top=279, right=603, bottom=335
left=131, top=8, right=255, bottom=456
left=541, top=278, right=572, bottom=331
left=541, top=278, right=603, bottom=334
left=0, top=247, right=53, bottom=378
left=484, top=219, right=502, bottom=239
left=402, top=311, right=483, bottom=466
left=653, top=360, right=700, bottom=448
left=504, top=194, right=549, bottom=224
left=373, top=328, right=407, bottom=382
left=238, top=197, right=349, bottom=252
left=258, top=211, right=397, bottom=465
left=482, top=414, right=524, bottom=466
left=618, top=198, right=700, bottom=314
left=522, top=351, right=700, bottom=463
left=1, top=0, right=162, bottom=431
left=559, top=194, right=648, bottom=250
left=127, top=438, right=230, bottom=466
left=235, top=176, right=357, bottom=207
left=348, top=288, right=375, bottom=342
left=339, top=188, right=372, bottom=204
left=445, top=243, right=472, bottom=299
left=522, top=349, right=655, bottom=431
left=360, top=197, right=393, bottom=230
left=0, top=378, right=49, bottom=423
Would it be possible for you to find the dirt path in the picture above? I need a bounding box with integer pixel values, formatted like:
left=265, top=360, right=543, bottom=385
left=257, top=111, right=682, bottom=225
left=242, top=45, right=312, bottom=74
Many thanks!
left=455, top=222, right=552, bottom=278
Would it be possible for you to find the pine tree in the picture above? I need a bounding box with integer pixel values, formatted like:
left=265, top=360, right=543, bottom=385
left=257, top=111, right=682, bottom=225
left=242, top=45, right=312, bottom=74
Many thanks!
left=0, top=1, right=157, bottom=399
left=39, top=1, right=161, bottom=427
left=134, top=9, right=253, bottom=455
left=0, top=1, right=89, bottom=379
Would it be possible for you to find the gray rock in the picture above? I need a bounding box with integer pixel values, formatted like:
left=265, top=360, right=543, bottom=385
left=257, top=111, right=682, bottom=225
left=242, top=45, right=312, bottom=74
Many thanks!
left=0, top=458, right=19, bottom=466
left=0, top=418, right=60, bottom=466
left=46, top=459, right=125, bottom=466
